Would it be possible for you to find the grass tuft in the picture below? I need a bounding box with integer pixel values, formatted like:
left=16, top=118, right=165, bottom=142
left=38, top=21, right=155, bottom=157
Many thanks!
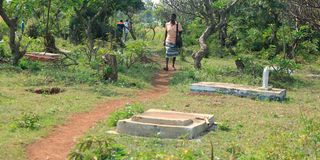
left=107, top=104, right=144, bottom=127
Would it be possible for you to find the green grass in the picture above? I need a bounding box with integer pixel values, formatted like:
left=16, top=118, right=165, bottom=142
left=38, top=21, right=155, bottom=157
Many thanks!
left=81, top=56, right=320, bottom=159
left=0, top=60, right=158, bottom=159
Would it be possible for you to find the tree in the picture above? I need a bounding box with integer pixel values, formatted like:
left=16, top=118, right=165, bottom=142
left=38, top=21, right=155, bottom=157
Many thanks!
left=287, top=0, right=320, bottom=32
left=119, top=0, right=145, bottom=40
left=164, top=0, right=241, bottom=69
left=0, top=0, right=31, bottom=65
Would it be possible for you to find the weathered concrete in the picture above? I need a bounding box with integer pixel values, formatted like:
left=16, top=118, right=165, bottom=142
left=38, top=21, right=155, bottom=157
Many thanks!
left=25, top=52, right=61, bottom=62
left=191, top=82, right=286, bottom=101
left=307, top=74, right=320, bottom=79
left=117, top=109, right=214, bottom=139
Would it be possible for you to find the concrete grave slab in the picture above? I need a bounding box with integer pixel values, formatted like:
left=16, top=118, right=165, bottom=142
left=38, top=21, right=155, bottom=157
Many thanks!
left=191, top=82, right=286, bottom=101
left=25, top=52, right=62, bottom=62
left=117, top=109, right=214, bottom=139
left=306, top=74, right=320, bottom=79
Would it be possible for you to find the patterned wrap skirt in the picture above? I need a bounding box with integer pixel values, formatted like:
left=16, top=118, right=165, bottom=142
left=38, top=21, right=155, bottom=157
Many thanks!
left=165, top=42, right=179, bottom=58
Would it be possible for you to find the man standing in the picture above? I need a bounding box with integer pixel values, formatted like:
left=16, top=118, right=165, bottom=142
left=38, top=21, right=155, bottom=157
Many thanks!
left=116, top=20, right=125, bottom=40
left=124, top=19, right=130, bottom=42
left=21, top=20, right=25, bottom=34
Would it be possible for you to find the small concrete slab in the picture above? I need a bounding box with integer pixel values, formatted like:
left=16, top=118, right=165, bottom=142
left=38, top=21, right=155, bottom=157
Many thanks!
left=117, top=109, right=214, bottom=139
left=191, top=82, right=286, bottom=101
left=25, top=52, right=62, bottom=62
left=306, top=74, right=320, bottom=79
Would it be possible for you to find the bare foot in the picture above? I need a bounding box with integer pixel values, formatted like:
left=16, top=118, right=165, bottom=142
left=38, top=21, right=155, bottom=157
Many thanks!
left=172, top=66, right=176, bottom=71
left=163, top=67, right=169, bottom=71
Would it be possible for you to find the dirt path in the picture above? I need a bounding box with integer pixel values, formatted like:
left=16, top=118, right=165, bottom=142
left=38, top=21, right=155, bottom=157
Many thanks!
left=26, top=69, right=175, bottom=160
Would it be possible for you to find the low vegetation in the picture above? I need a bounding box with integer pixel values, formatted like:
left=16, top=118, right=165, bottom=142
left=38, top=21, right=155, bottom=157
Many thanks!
left=107, top=104, right=144, bottom=127
left=0, top=0, right=319, bottom=159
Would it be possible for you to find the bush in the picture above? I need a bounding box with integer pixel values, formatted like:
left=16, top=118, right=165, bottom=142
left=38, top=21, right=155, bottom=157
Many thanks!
left=0, top=21, right=9, bottom=39
left=0, top=42, right=7, bottom=61
left=18, top=59, right=43, bottom=71
left=236, top=55, right=265, bottom=77
left=269, top=57, right=300, bottom=75
left=118, top=40, right=150, bottom=69
left=16, top=112, right=41, bottom=130
left=69, top=135, right=126, bottom=160
left=26, top=23, right=41, bottom=39
left=107, top=104, right=144, bottom=127
left=0, top=37, right=11, bottom=62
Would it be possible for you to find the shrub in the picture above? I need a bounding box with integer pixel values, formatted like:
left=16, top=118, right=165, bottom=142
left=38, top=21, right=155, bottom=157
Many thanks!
left=18, top=59, right=43, bottom=71
left=0, top=21, right=8, bottom=38
left=119, top=40, right=149, bottom=69
left=218, top=122, right=231, bottom=132
left=69, top=135, right=126, bottom=160
left=268, top=57, right=300, bottom=75
left=107, top=104, right=144, bottom=127
left=235, top=55, right=265, bottom=77
left=0, top=37, right=11, bottom=62
left=17, top=112, right=41, bottom=130
left=0, top=42, right=7, bottom=61
left=26, top=23, right=41, bottom=39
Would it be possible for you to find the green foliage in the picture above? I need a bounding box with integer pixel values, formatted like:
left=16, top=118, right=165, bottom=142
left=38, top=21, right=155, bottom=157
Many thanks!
left=0, top=40, right=10, bottom=62
left=218, top=122, right=231, bottom=132
left=26, top=23, right=41, bottom=39
left=18, top=59, right=43, bottom=71
left=236, top=55, right=264, bottom=76
left=107, top=104, right=144, bottom=127
left=0, top=21, right=9, bottom=39
left=16, top=112, right=40, bottom=130
left=239, top=117, right=320, bottom=159
left=119, top=40, right=149, bottom=69
left=269, top=57, right=300, bottom=75
left=183, top=18, right=205, bottom=46
left=69, top=135, right=126, bottom=160
left=0, top=36, right=11, bottom=62
left=132, top=148, right=204, bottom=160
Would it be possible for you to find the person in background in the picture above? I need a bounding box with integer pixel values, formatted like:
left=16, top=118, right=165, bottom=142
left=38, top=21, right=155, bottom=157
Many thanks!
left=163, top=13, right=182, bottom=71
left=124, top=19, right=130, bottom=41
left=116, top=20, right=125, bottom=40
left=21, top=20, right=25, bottom=34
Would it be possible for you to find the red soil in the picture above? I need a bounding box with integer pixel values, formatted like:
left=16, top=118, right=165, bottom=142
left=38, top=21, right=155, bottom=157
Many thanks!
left=26, top=69, right=175, bottom=160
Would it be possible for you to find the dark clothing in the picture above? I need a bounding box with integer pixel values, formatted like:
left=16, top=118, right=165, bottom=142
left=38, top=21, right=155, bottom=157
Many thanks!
left=117, top=22, right=125, bottom=32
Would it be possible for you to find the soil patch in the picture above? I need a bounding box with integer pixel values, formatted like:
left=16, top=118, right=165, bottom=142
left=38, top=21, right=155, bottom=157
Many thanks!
left=27, top=87, right=65, bottom=95
left=26, top=68, right=175, bottom=160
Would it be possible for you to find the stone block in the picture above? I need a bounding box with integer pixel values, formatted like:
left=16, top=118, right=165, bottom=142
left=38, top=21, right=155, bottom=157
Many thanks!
left=191, top=82, right=286, bottom=101
left=117, top=109, right=214, bottom=139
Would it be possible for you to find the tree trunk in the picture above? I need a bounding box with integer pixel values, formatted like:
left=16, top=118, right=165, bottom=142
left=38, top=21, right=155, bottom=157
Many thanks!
left=0, top=1, right=27, bottom=65
left=126, top=15, right=137, bottom=40
left=235, top=59, right=245, bottom=71
left=10, top=29, right=23, bottom=65
left=151, top=27, right=156, bottom=40
left=86, top=20, right=94, bottom=62
left=44, top=33, right=59, bottom=53
left=103, top=53, right=118, bottom=81
left=129, top=28, right=137, bottom=40
left=192, top=24, right=215, bottom=69
left=219, top=15, right=227, bottom=47
left=44, top=0, right=59, bottom=53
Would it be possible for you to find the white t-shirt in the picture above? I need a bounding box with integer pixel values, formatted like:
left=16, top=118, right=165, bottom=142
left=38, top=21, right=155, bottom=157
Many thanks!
left=124, top=22, right=129, bottom=33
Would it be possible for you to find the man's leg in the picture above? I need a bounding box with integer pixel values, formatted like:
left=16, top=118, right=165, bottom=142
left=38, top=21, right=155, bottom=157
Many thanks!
left=164, top=58, right=169, bottom=71
left=125, top=33, right=128, bottom=41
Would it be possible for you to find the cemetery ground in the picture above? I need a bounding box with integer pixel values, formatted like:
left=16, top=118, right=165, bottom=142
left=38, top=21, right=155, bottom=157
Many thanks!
left=1, top=50, right=319, bottom=159
left=79, top=57, right=320, bottom=159
left=0, top=46, right=160, bottom=159
left=1, top=0, right=320, bottom=159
